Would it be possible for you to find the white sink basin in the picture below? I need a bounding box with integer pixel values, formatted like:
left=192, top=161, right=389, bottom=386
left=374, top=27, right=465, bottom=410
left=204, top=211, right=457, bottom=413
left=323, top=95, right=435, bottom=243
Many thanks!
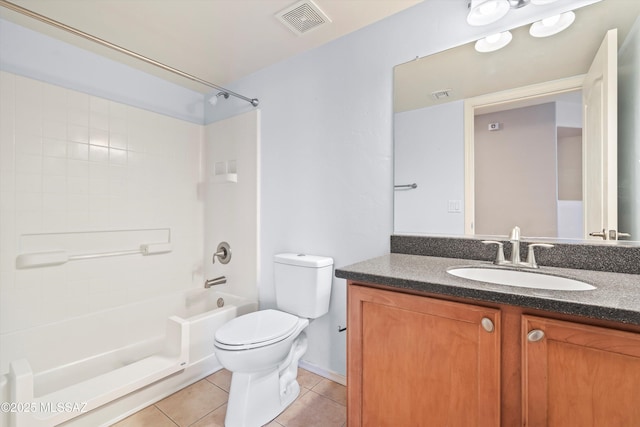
left=447, top=267, right=596, bottom=291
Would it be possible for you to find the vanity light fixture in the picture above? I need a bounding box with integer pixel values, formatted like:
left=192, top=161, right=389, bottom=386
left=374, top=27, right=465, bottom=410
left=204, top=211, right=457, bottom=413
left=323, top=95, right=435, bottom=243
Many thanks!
left=475, top=31, right=513, bottom=52
left=471, top=0, right=577, bottom=53
left=529, top=11, right=576, bottom=37
left=467, top=0, right=565, bottom=27
left=467, top=0, right=510, bottom=26
left=507, top=0, right=531, bottom=8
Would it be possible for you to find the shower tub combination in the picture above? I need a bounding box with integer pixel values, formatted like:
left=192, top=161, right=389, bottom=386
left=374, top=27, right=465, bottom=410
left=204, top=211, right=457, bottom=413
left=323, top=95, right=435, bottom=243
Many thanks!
left=0, top=289, right=256, bottom=427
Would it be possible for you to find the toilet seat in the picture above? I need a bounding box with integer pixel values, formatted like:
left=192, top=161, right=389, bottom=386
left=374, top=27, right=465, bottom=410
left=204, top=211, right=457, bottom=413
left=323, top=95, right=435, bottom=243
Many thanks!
left=214, top=309, right=301, bottom=350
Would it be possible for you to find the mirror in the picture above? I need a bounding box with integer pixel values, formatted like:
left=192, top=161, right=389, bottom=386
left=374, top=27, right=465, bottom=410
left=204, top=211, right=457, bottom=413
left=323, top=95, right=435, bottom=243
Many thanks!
left=393, top=0, right=640, bottom=242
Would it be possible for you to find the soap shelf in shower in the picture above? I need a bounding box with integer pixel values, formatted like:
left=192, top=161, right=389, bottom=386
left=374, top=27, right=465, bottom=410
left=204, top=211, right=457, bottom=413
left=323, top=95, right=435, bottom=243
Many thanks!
left=212, top=159, right=237, bottom=184
left=211, top=173, right=238, bottom=184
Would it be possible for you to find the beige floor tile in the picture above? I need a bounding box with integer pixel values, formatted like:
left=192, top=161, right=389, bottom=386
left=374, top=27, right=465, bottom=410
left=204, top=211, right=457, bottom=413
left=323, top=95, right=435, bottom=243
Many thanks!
left=111, top=405, right=177, bottom=427
left=118, top=368, right=345, bottom=427
left=297, top=386, right=310, bottom=399
left=311, top=379, right=346, bottom=406
left=296, top=368, right=323, bottom=390
left=206, top=369, right=232, bottom=392
left=275, top=390, right=346, bottom=427
left=190, top=403, right=227, bottom=427
left=155, top=379, right=228, bottom=426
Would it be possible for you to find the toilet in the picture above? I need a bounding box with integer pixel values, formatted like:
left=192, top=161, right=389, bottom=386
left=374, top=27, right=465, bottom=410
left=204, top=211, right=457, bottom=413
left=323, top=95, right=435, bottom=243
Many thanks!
left=214, top=253, right=333, bottom=427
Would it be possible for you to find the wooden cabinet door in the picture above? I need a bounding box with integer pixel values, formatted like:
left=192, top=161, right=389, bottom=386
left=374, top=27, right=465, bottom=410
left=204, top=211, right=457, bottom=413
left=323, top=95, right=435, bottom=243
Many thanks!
left=348, top=285, right=500, bottom=427
left=523, top=315, right=640, bottom=427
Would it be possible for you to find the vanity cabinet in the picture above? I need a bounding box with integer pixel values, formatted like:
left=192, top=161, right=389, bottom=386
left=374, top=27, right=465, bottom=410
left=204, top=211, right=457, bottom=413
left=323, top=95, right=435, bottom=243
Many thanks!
left=348, top=283, right=640, bottom=426
left=347, top=284, right=501, bottom=427
left=522, top=315, right=640, bottom=427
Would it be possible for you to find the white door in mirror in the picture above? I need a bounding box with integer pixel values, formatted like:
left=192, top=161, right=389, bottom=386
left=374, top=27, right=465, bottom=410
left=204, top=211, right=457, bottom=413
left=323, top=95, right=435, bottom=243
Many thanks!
left=583, top=29, right=617, bottom=240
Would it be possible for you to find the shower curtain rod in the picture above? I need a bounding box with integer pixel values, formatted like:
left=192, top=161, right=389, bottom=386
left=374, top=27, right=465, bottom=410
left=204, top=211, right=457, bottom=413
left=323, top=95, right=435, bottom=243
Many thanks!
left=0, top=0, right=259, bottom=107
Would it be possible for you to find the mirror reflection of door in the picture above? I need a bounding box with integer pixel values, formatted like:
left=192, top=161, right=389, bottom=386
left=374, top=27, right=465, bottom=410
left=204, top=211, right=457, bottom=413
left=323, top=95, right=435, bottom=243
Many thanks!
left=471, top=29, right=619, bottom=240
left=473, top=94, right=582, bottom=239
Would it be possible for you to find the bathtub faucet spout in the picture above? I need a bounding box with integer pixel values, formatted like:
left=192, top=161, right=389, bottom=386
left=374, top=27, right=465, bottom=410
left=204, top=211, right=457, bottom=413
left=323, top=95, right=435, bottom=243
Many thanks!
left=205, top=276, right=226, bottom=288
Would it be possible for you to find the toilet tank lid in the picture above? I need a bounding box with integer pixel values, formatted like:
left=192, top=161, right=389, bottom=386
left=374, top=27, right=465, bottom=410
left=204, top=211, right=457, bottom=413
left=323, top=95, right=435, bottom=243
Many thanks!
left=274, top=253, right=333, bottom=268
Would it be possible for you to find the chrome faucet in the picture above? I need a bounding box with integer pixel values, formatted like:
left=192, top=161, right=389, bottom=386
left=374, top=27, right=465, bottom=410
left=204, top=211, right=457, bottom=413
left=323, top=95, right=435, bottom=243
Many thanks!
left=509, top=226, right=521, bottom=265
left=482, top=226, right=553, bottom=269
left=205, top=275, right=226, bottom=288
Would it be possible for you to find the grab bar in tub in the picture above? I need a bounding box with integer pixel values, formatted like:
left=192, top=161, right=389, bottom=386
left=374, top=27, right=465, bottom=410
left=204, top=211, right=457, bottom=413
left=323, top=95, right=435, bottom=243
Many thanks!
left=15, top=243, right=172, bottom=269
left=394, top=183, right=417, bottom=190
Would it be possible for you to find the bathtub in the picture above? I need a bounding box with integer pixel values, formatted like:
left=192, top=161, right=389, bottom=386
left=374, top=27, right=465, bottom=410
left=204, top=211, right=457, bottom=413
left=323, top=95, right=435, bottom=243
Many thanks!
left=0, top=289, right=257, bottom=427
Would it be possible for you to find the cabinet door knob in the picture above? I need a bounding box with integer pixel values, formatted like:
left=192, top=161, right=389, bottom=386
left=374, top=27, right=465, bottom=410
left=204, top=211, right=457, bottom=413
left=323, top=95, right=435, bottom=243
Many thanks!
left=481, top=317, right=494, bottom=333
left=527, top=329, right=545, bottom=342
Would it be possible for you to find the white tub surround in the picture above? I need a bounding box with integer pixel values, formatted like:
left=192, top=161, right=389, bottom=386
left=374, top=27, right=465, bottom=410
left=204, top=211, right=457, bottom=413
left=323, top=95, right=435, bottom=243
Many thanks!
left=204, top=110, right=260, bottom=302
left=2, top=290, right=257, bottom=427
left=9, top=316, right=188, bottom=427
left=0, top=13, right=265, bottom=424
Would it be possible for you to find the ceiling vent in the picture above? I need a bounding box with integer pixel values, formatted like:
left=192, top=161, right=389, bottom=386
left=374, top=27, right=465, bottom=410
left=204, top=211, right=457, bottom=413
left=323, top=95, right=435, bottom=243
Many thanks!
left=431, top=89, right=453, bottom=101
left=276, top=0, right=331, bottom=35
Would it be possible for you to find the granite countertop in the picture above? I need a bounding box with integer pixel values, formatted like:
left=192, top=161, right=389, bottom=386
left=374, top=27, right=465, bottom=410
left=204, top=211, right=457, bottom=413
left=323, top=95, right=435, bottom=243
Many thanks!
left=335, top=253, right=640, bottom=325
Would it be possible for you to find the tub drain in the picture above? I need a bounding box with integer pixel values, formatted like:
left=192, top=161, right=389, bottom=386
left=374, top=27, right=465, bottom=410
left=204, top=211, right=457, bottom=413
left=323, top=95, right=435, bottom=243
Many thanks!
left=217, top=298, right=225, bottom=308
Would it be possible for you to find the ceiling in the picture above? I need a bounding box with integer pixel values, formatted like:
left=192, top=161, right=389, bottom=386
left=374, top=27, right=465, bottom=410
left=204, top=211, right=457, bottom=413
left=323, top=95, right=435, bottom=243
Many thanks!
left=0, top=0, right=422, bottom=93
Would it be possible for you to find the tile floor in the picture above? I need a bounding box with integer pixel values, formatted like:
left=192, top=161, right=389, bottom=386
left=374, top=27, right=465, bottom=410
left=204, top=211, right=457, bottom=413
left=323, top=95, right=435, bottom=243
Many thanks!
left=112, top=368, right=346, bottom=427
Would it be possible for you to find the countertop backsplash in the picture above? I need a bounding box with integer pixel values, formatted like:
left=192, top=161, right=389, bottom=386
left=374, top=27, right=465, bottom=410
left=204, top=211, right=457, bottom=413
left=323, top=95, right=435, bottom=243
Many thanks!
left=391, top=235, right=640, bottom=275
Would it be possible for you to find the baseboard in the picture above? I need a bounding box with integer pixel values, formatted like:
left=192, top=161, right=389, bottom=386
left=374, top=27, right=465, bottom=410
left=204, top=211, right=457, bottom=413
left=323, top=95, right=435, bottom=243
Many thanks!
left=298, top=360, right=346, bottom=386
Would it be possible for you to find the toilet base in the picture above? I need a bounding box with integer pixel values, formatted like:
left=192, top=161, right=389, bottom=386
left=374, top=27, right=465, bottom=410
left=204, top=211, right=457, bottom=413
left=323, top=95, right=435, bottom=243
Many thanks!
left=225, top=370, right=300, bottom=427
left=224, top=332, right=308, bottom=427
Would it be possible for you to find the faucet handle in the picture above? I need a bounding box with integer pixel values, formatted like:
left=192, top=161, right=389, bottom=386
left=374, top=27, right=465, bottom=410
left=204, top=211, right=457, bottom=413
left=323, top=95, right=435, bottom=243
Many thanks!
left=526, top=243, right=554, bottom=268
left=482, top=240, right=506, bottom=265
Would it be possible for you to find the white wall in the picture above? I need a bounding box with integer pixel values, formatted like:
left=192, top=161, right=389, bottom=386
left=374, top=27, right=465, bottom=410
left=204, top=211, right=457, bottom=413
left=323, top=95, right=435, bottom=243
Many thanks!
left=394, top=101, right=465, bottom=235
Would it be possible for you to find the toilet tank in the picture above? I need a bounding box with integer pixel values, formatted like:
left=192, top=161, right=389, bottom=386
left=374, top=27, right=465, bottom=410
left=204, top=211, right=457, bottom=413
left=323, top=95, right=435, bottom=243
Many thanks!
left=274, top=253, right=333, bottom=319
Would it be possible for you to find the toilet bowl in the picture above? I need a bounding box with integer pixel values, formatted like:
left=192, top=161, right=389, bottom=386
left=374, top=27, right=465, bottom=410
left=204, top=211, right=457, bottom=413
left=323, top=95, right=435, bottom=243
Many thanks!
left=214, top=310, right=309, bottom=426
left=214, top=309, right=309, bottom=374
left=213, top=253, right=333, bottom=427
